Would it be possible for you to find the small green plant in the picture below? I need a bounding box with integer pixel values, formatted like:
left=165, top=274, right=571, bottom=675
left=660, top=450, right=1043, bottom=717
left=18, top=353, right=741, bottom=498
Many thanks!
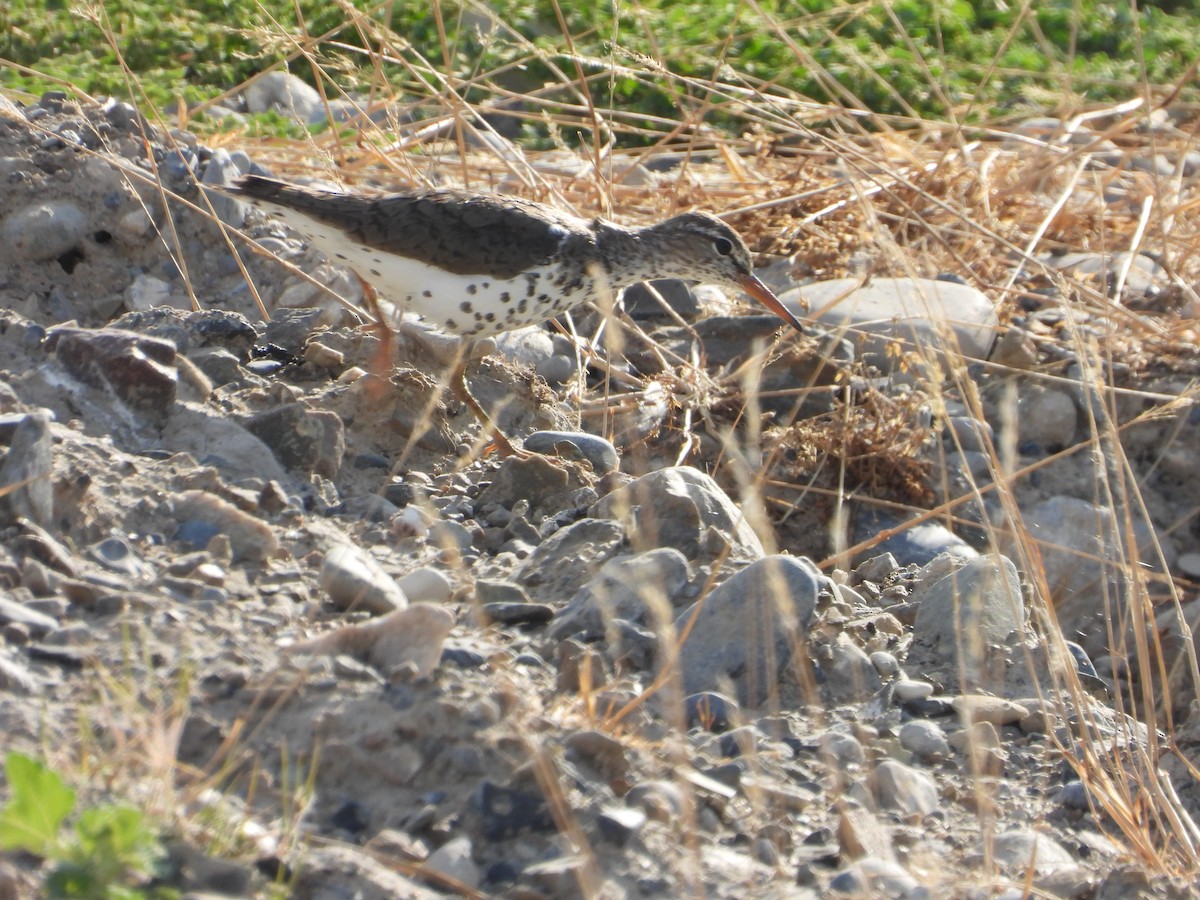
left=0, top=752, right=170, bottom=900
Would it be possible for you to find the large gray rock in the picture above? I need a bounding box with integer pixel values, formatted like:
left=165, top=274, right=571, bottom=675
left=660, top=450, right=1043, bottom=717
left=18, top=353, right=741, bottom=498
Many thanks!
left=548, top=548, right=692, bottom=640
left=674, top=555, right=820, bottom=707
left=1013, top=496, right=1165, bottom=658
left=590, top=466, right=765, bottom=565
left=779, top=277, right=998, bottom=371
left=909, top=554, right=1034, bottom=690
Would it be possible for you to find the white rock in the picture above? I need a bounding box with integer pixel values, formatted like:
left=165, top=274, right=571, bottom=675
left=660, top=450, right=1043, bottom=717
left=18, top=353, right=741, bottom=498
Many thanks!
left=779, top=277, right=998, bottom=372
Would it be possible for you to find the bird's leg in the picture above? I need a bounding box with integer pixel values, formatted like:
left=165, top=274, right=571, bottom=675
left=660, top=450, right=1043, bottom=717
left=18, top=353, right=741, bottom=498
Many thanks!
left=449, top=355, right=530, bottom=458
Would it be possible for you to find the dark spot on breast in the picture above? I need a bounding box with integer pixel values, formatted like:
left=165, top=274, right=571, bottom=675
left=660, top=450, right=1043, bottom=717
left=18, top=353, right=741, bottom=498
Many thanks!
left=370, top=269, right=382, bottom=277
left=423, top=290, right=432, bottom=298
left=335, top=253, right=347, bottom=260
left=485, top=312, right=495, bottom=322
left=482, top=282, right=490, bottom=290
left=467, top=284, right=477, bottom=295
left=445, top=319, right=457, bottom=330
left=537, top=294, right=549, bottom=304
left=500, top=292, right=511, bottom=304
left=460, top=301, right=473, bottom=313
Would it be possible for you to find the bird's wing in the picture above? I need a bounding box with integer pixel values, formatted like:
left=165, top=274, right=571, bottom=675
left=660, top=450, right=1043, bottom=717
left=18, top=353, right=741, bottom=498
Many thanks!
left=233, top=176, right=585, bottom=279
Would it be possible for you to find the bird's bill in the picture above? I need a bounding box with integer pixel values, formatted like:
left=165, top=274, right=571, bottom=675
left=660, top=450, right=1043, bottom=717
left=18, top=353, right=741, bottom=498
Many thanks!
left=739, top=274, right=805, bottom=334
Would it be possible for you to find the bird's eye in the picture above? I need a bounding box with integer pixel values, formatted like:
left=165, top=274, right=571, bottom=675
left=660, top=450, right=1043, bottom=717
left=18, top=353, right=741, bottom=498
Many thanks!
left=713, top=237, right=733, bottom=256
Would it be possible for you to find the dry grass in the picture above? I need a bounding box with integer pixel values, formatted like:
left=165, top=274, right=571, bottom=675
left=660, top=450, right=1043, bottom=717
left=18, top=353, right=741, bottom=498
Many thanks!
left=5, top=0, right=1200, bottom=889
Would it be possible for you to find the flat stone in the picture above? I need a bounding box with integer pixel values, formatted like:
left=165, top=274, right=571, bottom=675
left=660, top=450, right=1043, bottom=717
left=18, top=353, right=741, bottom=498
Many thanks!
left=780, top=276, right=999, bottom=370
left=865, top=760, right=940, bottom=817
left=549, top=547, right=692, bottom=640
left=523, top=430, right=619, bottom=474
left=319, top=544, right=408, bottom=615
left=675, top=555, right=820, bottom=707
left=898, top=720, right=951, bottom=762
left=0, top=595, right=59, bottom=636
left=591, top=466, right=765, bottom=564
left=243, top=402, right=345, bottom=478
left=47, top=327, right=178, bottom=417
left=838, top=805, right=894, bottom=862
left=423, top=836, right=480, bottom=890
left=1, top=199, right=88, bottom=261
left=0, top=411, right=54, bottom=527
left=289, top=845, right=443, bottom=899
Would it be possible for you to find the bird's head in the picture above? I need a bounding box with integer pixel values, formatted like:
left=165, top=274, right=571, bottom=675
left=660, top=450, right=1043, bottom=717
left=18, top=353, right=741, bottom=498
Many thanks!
left=642, top=212, right=805, bottom=333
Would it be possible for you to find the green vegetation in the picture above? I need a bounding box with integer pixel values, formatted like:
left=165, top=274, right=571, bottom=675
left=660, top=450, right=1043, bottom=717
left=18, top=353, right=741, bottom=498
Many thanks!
left=1, top=0, right=1196, bottom=132
left=0, top=752, right=170, bottom=899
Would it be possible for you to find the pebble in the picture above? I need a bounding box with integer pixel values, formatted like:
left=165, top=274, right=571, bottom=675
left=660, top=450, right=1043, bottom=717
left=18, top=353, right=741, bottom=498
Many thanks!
left=625, top=780, right=690, bottom=824
left=820, top=633, right=882, bottom=702
left=318, top=544, right=408, bottom=614
left=1, top=199, right=88, bottom=261
left=522, top=430, right=619, bottom=473
left=240, top=71, right=323, bottom=123
left=684, top=691, right=740, bottom=732
left=989, top=828, right=1077, bottom=874
left=898, top=720, right=951, bottom=762
left=549, top=547, right=691, bottom=640
left=590, top=466, right=765, bottom=563
left=911, top=554, right=1026, bottom=684
left=818, top=730, right=866, bottom=767
left=480, top=601, right=553, bottom=627
left=622, top=278, right=703, bottom=320
left=423, top=836, right=481, bottom=890
left=243, top=402, right=345, bottom=478
left=396, top=566, right=453, bottom=603
left=854, top=509, right=978, bottom=567
left=865, top=760, right=940, bottom=817
left=1016, top=385, right=1078, bottom=450
left=87, top=536, right=149, bottom=579
left=893, top=679, right=935, bottom=703
left=597, top=805, right=646, bottom=846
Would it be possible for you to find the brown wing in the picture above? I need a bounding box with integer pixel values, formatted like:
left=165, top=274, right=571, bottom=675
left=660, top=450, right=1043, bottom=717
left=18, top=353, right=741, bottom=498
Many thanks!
left=232, top=175, right=586, bottom=278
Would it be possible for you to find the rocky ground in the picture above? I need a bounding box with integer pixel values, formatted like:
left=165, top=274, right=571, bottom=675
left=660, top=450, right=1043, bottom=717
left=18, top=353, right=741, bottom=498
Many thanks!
left=1, top=88, right=1200, bottom=898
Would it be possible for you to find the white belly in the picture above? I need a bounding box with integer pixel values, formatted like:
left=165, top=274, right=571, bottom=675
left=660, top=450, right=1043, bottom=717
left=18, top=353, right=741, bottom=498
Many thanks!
left=252, top=203, right=602, bottom=337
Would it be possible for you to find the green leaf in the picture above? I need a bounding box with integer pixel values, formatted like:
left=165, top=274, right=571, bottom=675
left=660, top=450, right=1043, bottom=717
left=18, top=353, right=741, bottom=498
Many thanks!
left=0, top=752, right=75, bottom=856
left=71, top=804, right=161, bottom=874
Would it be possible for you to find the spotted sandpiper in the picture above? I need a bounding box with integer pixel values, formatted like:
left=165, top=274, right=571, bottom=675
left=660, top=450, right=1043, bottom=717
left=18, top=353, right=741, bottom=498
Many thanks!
left=230, top=173, right=804, bottom=453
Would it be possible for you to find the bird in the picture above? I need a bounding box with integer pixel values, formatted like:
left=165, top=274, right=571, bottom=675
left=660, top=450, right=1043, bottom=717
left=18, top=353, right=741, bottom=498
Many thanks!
left=228, top=173, right=805, bottom=455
